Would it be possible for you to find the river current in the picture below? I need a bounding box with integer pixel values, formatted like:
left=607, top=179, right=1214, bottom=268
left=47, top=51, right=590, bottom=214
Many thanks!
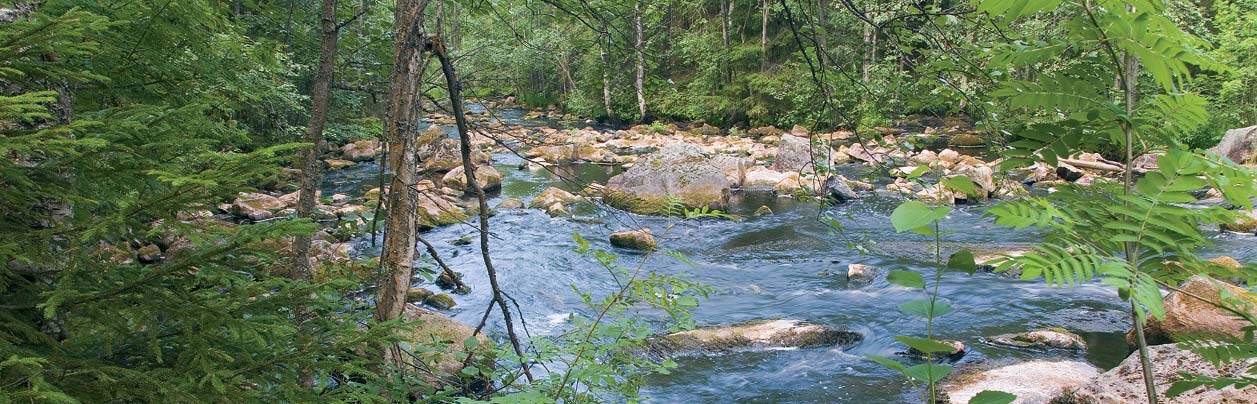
left=320, top=107, right=1256, bottom=403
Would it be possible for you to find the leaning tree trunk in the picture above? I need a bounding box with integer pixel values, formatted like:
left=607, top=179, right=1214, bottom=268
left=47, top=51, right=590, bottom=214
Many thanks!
left=375, top=0, right=431, bottom=368
left=292, top=0, right=339, bottom=283
left=634, top=0, right=646, bottom=121
left=431, top=35, right=535, bottom=382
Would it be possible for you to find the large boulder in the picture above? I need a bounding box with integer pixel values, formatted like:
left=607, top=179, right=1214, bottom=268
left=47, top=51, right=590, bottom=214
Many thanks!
left=1129, top=275, right=1257, bottom=346
left=604, top=144, right=733, bottom=215
left=341, top=138, right=380, bottom=161
left=943, top=361, right=1099, bottom=404
left=442, top=164, right=503, bottom=194
left=1070, top=344, right=1257, bottom=403
left=647, top=319, right=862, bottom=355
left=401, top=305, right=491, bottom=386
left=231, top=192, right=286, bottom=221
left=1210, top=126, right=1257, bottom=165
left=772, top=134, right=817, bottom=172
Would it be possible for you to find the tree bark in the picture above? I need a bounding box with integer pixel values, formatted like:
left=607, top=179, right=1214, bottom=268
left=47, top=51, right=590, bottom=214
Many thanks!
left=816, top=0, right=828, bottom=62
left=600, top=35, right=615, bottom=123
left=292, top=0, right=339, bottom=283
left=761, top=0, right=769, bottom=71
left=634, top=0, right=646, bottom=121
left=375, top=0, right=431, bottom=368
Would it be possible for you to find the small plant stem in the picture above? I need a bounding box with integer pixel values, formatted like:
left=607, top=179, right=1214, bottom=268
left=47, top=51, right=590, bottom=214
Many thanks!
left=926, top=219, right=944, bottom=402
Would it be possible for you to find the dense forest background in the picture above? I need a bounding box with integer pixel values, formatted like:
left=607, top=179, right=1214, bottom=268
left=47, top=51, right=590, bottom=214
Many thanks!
left=3, top=0, right=1256, bottom=402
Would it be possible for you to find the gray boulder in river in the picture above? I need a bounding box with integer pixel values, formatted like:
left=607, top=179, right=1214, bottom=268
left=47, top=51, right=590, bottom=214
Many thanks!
left=647, top=319, right=862, bottom=355
left=1210, top=125, right=1257, bottom=165
left=602, top=144, right=733, bottom=215
left=942, top=360, right=1099, bottom=404
left=822, top=175, right=860, bottom=201
left=1070, top=344, right=1257, bottom=403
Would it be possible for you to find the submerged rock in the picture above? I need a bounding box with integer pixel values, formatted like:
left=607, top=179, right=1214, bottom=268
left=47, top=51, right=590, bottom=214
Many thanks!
left=647, top=319, right=862, bottom=355
left=988, top=328, right=1087, bottom=351
left=942, top=360, right=1099, bottom=404
left=1070, top=344, right=1257, bottom=403
left=528, top=187, right=581, bottom=209
left=847, top=264, right=874, bottom=281
left=1129, top=275, right=1257, bottom=346
left=495, top=198, right=525, bottom=210
left=610, top=229, right=656, bottom=251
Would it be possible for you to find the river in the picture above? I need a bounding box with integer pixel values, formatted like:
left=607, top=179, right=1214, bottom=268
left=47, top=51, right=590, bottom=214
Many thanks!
left=320, top=107, right=1257, bottom=403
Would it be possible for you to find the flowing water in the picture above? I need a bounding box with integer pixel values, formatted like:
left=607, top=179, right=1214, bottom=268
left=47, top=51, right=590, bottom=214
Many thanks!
left=324, top=109, right=1257, bottom=403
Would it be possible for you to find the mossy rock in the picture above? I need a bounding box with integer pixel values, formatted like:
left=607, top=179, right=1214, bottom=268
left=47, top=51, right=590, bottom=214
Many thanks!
left=425, top=294, right=457, bottom=310
left=753, top=205, right=774, bottom=216
left=948, top=133, right=986, bottom=147
left=406, top=287, right=436, bottom=303
left=609, top=229, right=656, bottom=251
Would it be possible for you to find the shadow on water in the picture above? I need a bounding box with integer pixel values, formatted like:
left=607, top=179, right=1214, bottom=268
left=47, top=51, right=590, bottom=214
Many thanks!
left=324, top=110, right=1257, bottom=404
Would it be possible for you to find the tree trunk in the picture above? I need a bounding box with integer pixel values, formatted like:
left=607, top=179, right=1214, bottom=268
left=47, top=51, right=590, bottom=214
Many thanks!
left=600, top=35, right=615, bottom=123
left=862, top=24, right=872, bottom=83
left=761, top=0, right=768, bottom=71
left=816, top=0, right=828, bottom=62
left=292, top=0, right=339, bottom=283
left=289, top=0, right=339, bottom=387
left=721, top=0, right=730, bottom=83
left=634, top=0, right=646, bottom=121
left=375, top=0, right=430, bottom=368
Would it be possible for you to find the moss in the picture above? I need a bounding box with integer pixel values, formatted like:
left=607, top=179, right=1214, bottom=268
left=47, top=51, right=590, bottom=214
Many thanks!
left=949, top=133, right=986, bottom=147
left=406, top=288, right=436, bottom=303
left=425, top=294, right=457, bottom=310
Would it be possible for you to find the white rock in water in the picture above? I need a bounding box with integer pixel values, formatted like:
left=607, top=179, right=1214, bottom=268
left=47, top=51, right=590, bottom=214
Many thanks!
left=944, top=360, right=1099, bottom=404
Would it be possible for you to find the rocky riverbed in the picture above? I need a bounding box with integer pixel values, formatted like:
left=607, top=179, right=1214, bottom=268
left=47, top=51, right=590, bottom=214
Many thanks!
left=130, top=101, right=1257, bottom=403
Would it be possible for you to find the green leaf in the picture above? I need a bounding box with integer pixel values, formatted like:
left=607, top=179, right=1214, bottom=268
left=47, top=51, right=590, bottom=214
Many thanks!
left=895, top=336, right=957, bottom=354
left=969, top=390, right=1017, bottom=404
left=942, top=176, right=976, bottom=195
left=905, top=363, right=954, bottom=383
left=899, top=299, right=953, bottom=318
left=891, top=201, right=950, bottom=232
left=865, top=354, right=907, bottom=373
left=887, top=269, right=925, bottom=289
left=947, top=250, right=977, bottom=274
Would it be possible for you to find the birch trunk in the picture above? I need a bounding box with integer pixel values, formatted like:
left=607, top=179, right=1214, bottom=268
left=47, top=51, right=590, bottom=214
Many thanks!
left=375, top=0, right=430, bottom=367
left=634, top=0, right=646, bottom=120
